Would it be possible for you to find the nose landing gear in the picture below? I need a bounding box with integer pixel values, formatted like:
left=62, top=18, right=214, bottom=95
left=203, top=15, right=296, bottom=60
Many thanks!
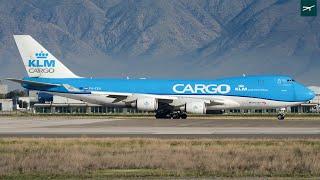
left=277, top=113, right=285, bottom=120
left=277, top=108, right=286, bottom=120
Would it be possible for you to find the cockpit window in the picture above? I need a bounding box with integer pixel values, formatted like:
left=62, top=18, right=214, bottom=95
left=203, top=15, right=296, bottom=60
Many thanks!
left=287, top=79, right=295, bottom=82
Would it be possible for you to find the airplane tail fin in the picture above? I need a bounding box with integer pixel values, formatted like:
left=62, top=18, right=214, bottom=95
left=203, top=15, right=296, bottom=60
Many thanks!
left=13, top=35, right=80, bottom=78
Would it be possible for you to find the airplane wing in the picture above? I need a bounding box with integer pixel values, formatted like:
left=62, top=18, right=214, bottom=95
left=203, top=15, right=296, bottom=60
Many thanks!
left=7, top=79, right=89, bottom=94
left=91, top=91, right=180, bottom=103
left=91, top=91, right=226, bottom=107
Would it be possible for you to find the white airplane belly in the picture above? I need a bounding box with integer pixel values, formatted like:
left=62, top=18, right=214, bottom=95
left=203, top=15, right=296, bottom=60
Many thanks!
left=206, top=96, right=303, bottom=110
left=51, top=92, right=127, bottom=107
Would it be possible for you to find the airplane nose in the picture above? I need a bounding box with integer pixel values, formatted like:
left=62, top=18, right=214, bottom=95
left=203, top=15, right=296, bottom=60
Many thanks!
left=306, top=88, right=316, bottom=101
left=295, top=85, right=315, bottom=102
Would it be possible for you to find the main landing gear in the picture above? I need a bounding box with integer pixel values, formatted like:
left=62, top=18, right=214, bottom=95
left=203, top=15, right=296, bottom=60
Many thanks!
left=155, top=109, right=187, bottom=119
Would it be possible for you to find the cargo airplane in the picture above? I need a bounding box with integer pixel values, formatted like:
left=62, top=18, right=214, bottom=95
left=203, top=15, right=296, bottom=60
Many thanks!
left=8, top=35, right=315, bottom=120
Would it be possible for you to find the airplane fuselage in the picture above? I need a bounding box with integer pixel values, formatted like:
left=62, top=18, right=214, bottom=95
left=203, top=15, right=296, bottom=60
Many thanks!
left=22, top=75, right=314, bottom=110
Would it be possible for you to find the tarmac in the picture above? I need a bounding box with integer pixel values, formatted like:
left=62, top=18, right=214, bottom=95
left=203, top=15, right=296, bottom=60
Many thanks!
left=0, top=116, right=320, bottom=138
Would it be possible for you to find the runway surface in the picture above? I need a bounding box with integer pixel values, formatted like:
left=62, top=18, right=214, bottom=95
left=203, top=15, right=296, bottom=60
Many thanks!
left=0, top=116, right=320, bottom=138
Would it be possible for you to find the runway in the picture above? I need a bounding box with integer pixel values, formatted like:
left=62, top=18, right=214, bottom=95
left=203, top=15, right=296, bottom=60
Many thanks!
left=0, top=116, right=320, bottom=138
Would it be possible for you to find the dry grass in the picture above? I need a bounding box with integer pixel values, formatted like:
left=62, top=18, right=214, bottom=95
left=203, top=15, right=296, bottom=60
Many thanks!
left=0, top=138, right=319, bottom=178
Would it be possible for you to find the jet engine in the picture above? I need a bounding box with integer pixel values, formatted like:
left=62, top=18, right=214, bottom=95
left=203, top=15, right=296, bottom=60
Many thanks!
left=185, top=102, right=206, bottom=114
left=136, top=97, right=158, bottom=111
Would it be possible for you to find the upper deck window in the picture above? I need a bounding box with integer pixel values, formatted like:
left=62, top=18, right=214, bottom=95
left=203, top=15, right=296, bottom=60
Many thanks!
left=258, top=80, right=265, bottom=85
left=278, top=78, right=294, bottom=85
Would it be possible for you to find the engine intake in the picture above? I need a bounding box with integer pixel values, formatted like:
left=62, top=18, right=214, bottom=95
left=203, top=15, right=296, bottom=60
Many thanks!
left=185, top=102, right=206, bottom=114
left=136, top=97, right=158, bottom=111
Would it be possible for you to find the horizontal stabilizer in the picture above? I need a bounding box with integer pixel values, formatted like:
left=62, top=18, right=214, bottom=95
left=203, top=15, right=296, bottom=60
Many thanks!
left=6, top=78, right=60, bottom=87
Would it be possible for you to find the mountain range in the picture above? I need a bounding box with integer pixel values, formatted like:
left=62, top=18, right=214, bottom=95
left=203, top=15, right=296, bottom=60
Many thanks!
left=0, top=0, right=319, bottom=86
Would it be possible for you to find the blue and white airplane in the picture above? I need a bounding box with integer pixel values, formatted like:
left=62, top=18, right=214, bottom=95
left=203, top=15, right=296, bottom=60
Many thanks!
left=8, top=35, right=315, bottom=120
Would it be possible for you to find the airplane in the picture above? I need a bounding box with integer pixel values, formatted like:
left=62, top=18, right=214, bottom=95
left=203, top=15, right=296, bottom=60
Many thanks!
left=7, top=35, right=315, bottom=120
left=303, top=5, right=315, bottom=11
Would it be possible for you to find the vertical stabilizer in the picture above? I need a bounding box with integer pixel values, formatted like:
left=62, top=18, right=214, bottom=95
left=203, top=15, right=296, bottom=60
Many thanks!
left=13, top=35, right=80, bottom=78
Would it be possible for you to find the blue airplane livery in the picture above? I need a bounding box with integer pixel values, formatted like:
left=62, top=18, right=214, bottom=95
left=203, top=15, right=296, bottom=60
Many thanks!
left=8, top=35, right=315, bottom=120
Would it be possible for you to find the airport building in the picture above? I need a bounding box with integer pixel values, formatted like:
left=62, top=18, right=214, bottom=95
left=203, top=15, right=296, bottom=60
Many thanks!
left=0, top=99, right=13, bottom=112
left=0, top=84, right=8, bottom=95
left=0, top=83, right=13, bottom=112
left=299, top=86, right=320, bottom=113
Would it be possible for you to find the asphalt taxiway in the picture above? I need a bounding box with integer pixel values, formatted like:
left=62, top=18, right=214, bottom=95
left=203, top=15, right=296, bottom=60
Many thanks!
left=0, top=116, right=320, bottom=138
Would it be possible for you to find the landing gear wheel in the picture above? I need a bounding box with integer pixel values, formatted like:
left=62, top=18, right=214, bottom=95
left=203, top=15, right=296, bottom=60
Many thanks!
left=180, top=112, right=187, bottom=119
left=155, top=111, right=170, bottom=119
left=171, top=112, right=180, bottom=119
left=155, top=110, right=171, bottom=119
left=277, top=113, right=285, bottom=120
left=155, top=114, right=170, bottom=119
left=155, top=110, right=188, bottom=119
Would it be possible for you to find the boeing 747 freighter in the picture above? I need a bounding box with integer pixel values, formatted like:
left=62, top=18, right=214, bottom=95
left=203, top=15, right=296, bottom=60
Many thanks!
left=8, top=35, right=315, bottom=120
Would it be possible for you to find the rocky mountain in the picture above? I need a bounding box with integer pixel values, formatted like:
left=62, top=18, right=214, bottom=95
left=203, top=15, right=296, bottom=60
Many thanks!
left=0, top=0, right=319, bottom=85
left=192, top=0, right=320, bottom=84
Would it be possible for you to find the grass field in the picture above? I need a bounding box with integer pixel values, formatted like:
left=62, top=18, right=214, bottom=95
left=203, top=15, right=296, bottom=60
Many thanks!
left=0, top=138, right=319, bottom=179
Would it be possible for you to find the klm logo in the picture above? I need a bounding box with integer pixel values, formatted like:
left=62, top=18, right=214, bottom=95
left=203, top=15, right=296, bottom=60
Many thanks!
left=235, top=85, right=248, bottom=91
left=28, top=51, right=55, bottom=73
left=28, top=52, right=55, bottom=67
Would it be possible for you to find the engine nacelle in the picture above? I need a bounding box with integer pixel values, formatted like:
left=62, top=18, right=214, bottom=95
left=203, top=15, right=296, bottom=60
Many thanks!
left=136, top=98, right=158, bottom=111
left=185, top=102, right=206, bottom=114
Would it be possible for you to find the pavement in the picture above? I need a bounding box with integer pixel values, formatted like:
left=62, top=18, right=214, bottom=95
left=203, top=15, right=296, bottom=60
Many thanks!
left=0, top=116, right=320, bottom=138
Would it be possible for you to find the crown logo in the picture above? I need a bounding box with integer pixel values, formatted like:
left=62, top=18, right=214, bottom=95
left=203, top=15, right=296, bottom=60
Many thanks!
left=35, top=51, right=48, bottom=59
